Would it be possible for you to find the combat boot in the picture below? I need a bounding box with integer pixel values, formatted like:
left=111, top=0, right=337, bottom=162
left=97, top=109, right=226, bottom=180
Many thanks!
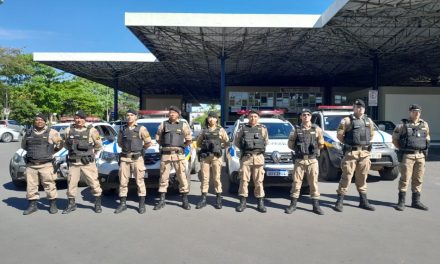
left=94, top=196, right=102, bottom=213
left=334, top=194, right=344, bottom=212
left=215, top=193, right=222, bottom=209
left=411, top=192, right=428, bottom=211
left=182, top=193, right=191, bottom=210
left=153, top=193, right=166, bottom=210
left=312, top=199, right=324, bottom=215
left=114, top=197, right=127, bottom=214
left=138, top=196, right=146, bottom=214
left=395, top=191, right=406, bottom=211
left=285, top=198, right=297, bottom=214
left=23, top=200, right=38, bottom=215
left=235, top=196, right=247, bottom=212
left=196, top=193, right=207, bottom=209
left=62, top=198, right=77, bottom=214
left=359, top=193, right=375, bottom=211
left=257, top=198, right=267, bottom=213
left=49, top=199, right=58, bottom=214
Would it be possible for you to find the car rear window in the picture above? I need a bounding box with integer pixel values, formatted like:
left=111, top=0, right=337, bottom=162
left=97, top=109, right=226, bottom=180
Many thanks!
left=261, top=122, right=293, bottom=139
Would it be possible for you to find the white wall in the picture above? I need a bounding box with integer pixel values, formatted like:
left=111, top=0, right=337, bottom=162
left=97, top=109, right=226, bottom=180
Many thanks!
left=384, top=94, right=440, bottom=140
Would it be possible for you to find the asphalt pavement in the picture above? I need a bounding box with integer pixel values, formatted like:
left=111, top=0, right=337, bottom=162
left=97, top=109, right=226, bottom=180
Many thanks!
left=0, top=141, right=440, bottom=264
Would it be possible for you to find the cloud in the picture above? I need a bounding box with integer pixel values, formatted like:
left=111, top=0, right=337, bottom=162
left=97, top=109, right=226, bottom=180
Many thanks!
left=0, top=28, right=58, bottom=40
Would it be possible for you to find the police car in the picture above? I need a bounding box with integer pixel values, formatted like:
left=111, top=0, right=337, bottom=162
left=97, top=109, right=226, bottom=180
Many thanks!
left=97, top=111, right=197, bottom=194
left=226, top=110, right=300, bottom=193
left=9, top=121, right=116, bottom=187
left=312, top=106, right=399, bottom=181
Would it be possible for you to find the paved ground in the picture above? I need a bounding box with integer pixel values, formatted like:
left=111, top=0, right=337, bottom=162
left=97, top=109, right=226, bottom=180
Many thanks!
left=0, top=141, right=440, bottom=264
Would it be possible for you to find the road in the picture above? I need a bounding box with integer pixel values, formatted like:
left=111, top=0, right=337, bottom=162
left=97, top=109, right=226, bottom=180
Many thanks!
left=0, top=141, right=440, bottom=264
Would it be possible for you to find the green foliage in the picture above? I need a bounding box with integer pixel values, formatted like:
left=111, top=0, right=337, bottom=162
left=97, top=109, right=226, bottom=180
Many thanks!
left=0, top=47, right=138, bottom=123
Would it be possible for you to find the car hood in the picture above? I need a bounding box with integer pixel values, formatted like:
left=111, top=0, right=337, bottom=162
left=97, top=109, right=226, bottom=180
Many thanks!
left=323, top=130, right=392, bottom=144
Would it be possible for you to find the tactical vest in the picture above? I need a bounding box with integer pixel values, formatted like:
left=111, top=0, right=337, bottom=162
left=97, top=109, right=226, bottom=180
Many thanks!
left=294, top=125, right=319, bottom=158
left=161, top=121, right=185, bottom=148
left=200, top=127, right=222, bottom=157
left=399, top=119, right=428, bottom=151
left=24, top=127, right=54, bottom=163
left=121, top=125, right=143, bottom=153
left=344, top=115, right=371, bottom=146
left=239, top=124, right=266, bottom=155
left=66, top=125, right=94, bottom=158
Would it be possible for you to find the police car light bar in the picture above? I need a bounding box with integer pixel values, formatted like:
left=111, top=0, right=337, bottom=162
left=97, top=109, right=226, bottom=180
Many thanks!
left=317, top=105, right=353, bottom=110
left=237, top=109, right=285, bottom=116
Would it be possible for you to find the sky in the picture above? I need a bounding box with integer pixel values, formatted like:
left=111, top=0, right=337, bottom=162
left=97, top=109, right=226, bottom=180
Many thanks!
left=0, top=0, right=333, bottom=54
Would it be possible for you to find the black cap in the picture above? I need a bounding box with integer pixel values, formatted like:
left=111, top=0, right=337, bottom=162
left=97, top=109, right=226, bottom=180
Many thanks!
left=409, top=104, right=422, bottom=111
left=126, top=109, right=137, bottom=115
left=74, top=110, right=86, bottom=119
left=207, top=111, right=219, bottom=118
left=168, top=105, right=181, bottom=115
left=301, top=108, right=312, bottom=114
left=35, top=113, right=47, bottom=122
left=354, top=99, right=366, bottom=108
left=248, top=110, right=260, bottom=116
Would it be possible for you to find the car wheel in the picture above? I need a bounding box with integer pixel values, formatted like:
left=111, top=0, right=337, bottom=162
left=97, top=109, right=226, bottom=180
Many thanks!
left=12, top=179, right=26, bottom=188
left=379, top=166, right=400, bottom=181
left=228, top=171, right=239, bottom=194
left=319, top=150, right=341, bottom=181
left=1, top=132, right=13, bottom=143
left=102, top=187, right=116, bottom=196
left=191, top=158, right=201, bottom=174
left=300, top=185, right=310, bottom=196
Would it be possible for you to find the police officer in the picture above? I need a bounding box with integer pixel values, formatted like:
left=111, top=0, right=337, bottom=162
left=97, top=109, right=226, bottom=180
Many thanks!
left=234, top=110, right=269, bottom=213
left=114, top=109, right=152, bottom=214
left=334, top=99, right=376, bottom=212
left=62, top=110, right=103, bottom=214
left=285, top=108, right=325, bottom=215
left=22, top=114, right=63, bottom=215
left=393, top=104, right=430, bottom=211
left=195, top=111, right=229, bottom=209
left=154, top=106, right=192, bottom=210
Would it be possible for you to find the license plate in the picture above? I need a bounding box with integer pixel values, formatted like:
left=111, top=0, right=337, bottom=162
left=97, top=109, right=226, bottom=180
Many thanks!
left=370, top=153, right=382, bottom=159
left=266, top=170, right=288, bottom=177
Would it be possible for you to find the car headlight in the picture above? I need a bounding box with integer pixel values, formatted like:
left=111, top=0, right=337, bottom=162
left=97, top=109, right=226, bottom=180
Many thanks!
left=101, top=151, right=119, bottom=163
left=13, top=153, right=24, bottom=164
left=385, top=142, right=396, bottom=150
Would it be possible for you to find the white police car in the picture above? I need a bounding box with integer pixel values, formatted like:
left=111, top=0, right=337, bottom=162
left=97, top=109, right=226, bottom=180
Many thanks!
left=226, top=110, right=299, bottom=193
left=97, top=116, right=197, bottom=194
left=9, top=122, right=116, bottom=187
left=312, top=106, right=399, bottom=181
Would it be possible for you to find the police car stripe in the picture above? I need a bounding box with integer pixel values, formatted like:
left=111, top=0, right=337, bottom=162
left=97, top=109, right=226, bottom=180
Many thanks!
left=378, top=131, right=385, bottom=143
left=113, top=142, right=118, bottom=153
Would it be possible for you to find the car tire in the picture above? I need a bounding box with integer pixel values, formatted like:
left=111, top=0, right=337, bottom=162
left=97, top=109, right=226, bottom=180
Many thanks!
left=1, top=132, right=13, bottom=143
left=228, top=181, right=239, bottom=194
left=102, top=187, right=116, bottom=196
left=12, top=179, right=26, bottom=188
left=191, top=158, right=201, bottom=174
left=319, top=150, right=341, bottom=181
left=379, top=166, right=400, bottom=181
left=300, top=185, right=310, bottom=196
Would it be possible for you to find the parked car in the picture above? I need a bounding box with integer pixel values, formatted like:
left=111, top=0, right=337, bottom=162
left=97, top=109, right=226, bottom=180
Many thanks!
left=312, top=106, right=399, bottom=181
left=374, top=120, right=396, bottom=135
left=97, top=117, right=198, bottom=194
left=0, top=119, right=25, bottom=135
left=9, top=122, right=117, bottom=187
left=0, top=127, right=20, bottom=143
left=226, top=112, right=302, bottom=194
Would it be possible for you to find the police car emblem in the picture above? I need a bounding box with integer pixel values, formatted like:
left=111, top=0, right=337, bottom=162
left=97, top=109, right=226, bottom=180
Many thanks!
left=271, top=151, right=281, bottom=163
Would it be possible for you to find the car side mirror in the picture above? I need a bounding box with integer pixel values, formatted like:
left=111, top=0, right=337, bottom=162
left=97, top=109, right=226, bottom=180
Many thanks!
left=378, top=124, right=386, bottom=131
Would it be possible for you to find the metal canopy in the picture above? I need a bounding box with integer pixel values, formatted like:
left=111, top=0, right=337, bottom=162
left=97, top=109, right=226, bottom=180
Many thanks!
left=35, top=0, right=440, bottom=104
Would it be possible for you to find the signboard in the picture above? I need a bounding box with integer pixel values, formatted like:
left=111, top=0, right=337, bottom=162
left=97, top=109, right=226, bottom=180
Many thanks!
left=368, top=90, right=378, bottom=107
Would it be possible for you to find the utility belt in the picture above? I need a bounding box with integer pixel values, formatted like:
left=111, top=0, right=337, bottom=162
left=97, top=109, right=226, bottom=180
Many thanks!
left=344, top=145, right=371, bottom=152
left=26, top=159, right=53, bottom=166
left=68, top=156, right=95, bottom=165
left=120, top=152, right=143, bottom=160
left=161, top=149, right=184, bottom=155
left=199, top=151, right=222, bottom=160
left=402, top=149, right=424, bottom=154
left=296, top=154, right=317, bottom=160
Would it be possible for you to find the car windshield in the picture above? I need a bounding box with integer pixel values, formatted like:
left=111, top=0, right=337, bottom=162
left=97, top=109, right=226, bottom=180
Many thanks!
left=52, top=125, right=70, bottom=132
left=138, top=122, right=161, bottom=137
left=323, top=115, right=346, bottom=130
left=261, top=122, right=293, bottom=139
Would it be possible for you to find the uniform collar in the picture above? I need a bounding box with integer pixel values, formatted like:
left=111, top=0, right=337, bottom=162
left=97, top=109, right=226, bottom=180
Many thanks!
left=167, top=119, right=180, bottom=124
left=301, top=123, right=312, bottom=129
left=33, top=125, right=48, bottom=132
left=127, top=122, right=138, bottom=128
